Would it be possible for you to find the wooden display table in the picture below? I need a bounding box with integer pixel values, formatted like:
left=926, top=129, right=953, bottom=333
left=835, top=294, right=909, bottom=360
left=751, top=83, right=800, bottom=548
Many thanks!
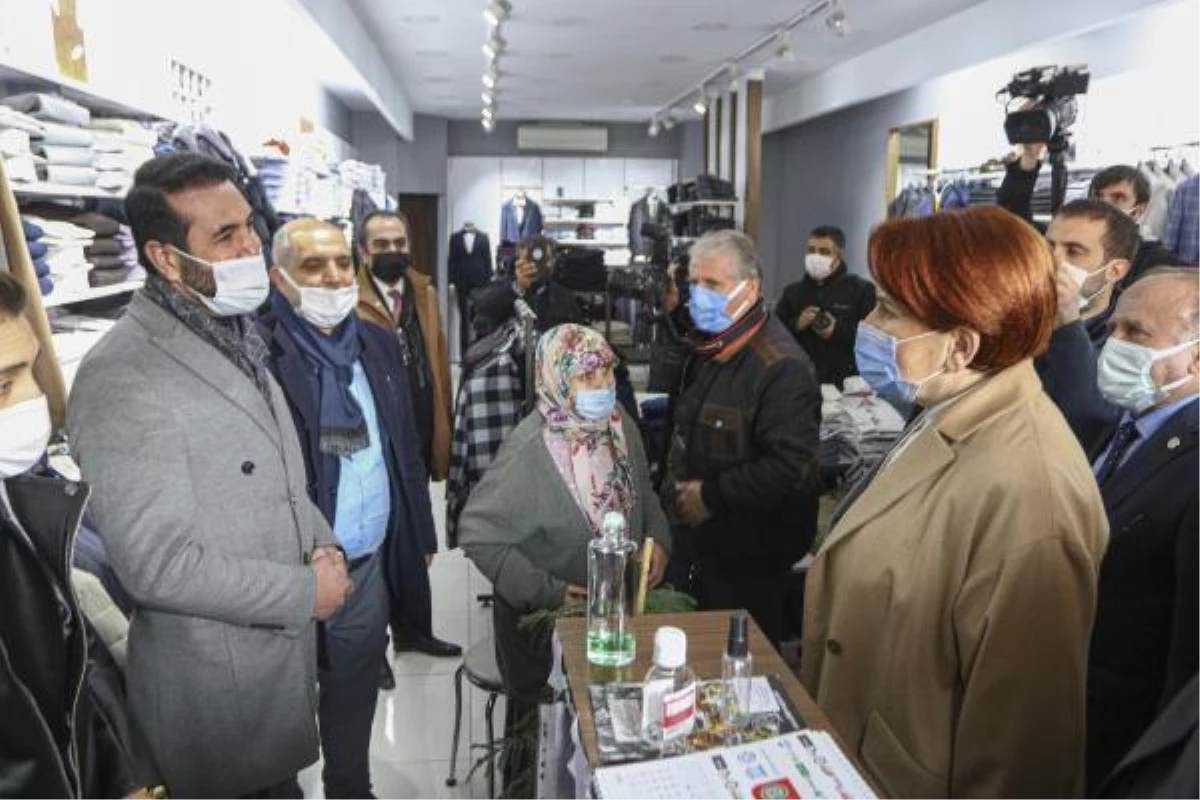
left=553, top=611, right=860, bottom=775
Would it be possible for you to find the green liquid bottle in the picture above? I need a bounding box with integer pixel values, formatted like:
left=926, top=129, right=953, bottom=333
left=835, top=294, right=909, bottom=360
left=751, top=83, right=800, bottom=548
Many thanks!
left=586, top=511, right=636, bottom=667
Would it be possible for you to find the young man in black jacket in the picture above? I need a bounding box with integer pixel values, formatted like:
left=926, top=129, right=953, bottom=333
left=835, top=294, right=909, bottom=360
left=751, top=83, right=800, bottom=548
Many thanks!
left=775, top=225, right=876, bottom=388
left=662, top=230, right=822, bottom=646
left=0, top=272, right=158, bottom=798
left=997, top=145, right=1183, bottom=286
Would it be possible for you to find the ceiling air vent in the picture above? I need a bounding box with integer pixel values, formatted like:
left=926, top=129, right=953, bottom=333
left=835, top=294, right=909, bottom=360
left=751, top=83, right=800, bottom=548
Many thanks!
left=517, top=125, right=608, bottom=153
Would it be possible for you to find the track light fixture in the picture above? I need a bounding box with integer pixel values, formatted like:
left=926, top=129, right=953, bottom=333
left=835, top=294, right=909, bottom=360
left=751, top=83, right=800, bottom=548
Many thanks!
left=483, top=0, right=512, bottom=27
left=648, top=118, right=661, bottom=138
left=482, top=70, right=497, bottom=89
left=775, top=32, right=794, bottom=63
left=692, top=91, right=708, bottom=115
left=663, top=113, right=678, bottom=131
left=826, top=8, right=848, bottom=37
left=482, top=117, right=495, bottom=133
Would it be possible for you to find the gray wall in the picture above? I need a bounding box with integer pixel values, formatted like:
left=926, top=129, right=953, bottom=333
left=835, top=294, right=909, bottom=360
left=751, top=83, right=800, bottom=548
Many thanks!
left=316, top=91, right=353, bottom=146
left=446, top=120, right=684, bottom=159
left=350, top=112, right=448, bottom=195
left=677, top=121, right=705, bottom=179
left=758, top=89, right=919, bottom=298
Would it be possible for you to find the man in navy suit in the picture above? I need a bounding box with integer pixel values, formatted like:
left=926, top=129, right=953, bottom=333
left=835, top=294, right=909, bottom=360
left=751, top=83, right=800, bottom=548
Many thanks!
left=1050, top=267, right=1198, bottom=792
left=256, top=219, right=440, bottom=798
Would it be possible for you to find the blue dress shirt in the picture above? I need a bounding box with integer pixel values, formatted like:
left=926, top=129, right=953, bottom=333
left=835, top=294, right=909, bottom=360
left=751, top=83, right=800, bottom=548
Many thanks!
left=332, top=362, right=391, bottom=558
left=1092, top=394, right=1199, bottom=475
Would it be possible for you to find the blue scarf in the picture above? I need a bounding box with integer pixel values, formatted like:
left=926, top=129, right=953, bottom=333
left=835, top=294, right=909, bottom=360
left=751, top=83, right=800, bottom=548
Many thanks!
left=270, top=291, right=369, bottom=455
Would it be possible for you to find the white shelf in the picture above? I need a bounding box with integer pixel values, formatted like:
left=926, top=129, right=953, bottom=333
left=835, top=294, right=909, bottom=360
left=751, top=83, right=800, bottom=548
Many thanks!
left=43, top=280, right=143, bottom=308
left=543, top=198, right=616, bottom=207
left=554, top=240, right=630, bottom=248
left=13, top=182, right=126, bottom=201
left=542, top=218, right=626, bottom=227
left=670, top=200, right=739, bottom=213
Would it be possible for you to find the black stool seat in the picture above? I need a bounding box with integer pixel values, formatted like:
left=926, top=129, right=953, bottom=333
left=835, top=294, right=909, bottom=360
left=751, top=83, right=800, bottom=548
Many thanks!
left=446, top=635, right=507, bottom=797
left=462, top=638, right=503, bottom=694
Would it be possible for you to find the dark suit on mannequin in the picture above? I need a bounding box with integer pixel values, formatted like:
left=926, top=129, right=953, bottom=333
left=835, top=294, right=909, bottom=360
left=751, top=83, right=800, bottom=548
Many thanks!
left=1040, top=316, right=1199, bottom=792
left=448, top=227, right=493, bottom=352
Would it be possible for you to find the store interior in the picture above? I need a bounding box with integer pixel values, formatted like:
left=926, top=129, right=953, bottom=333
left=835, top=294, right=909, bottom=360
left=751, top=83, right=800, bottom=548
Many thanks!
left=0, top=0, right=1197, bottom=797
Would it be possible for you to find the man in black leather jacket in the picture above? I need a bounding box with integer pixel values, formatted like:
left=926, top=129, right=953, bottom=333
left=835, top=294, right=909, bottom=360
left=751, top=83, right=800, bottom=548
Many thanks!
left=0, top=271, right=157, bottom=798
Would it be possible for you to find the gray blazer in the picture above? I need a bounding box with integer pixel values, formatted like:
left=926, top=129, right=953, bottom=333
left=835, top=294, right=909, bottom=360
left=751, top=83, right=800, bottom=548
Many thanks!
left=459, top=412, right=671, bottom=614
left=66, top=293, right=334, bottom=798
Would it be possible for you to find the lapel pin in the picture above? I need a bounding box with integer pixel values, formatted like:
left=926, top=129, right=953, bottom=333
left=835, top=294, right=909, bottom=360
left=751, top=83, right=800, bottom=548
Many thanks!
left=1167, top=437, right=1181, bottom=450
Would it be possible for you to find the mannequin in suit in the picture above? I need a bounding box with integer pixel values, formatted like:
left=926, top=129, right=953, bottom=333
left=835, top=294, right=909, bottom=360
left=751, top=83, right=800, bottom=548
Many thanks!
left=448, top=222, right=493, bottom=353
left=500, top=191, right=543, bottom=243
left=628, top=187, right=671, bottom=263
left=1045, top=267, right=1199, bottom=792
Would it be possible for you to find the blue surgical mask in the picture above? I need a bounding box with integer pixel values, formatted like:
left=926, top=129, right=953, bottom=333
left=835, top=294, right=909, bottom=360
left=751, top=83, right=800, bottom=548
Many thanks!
left=689, top=280, right=748, bottom=334
left=855, top=322, right=944, bottom=408
left=575, top=384, right=617, bottom=421
left=1097, top=336, right=1198, bottom=414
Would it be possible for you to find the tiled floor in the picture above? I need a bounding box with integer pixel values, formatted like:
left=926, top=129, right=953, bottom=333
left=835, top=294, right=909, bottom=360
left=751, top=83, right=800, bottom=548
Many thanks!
left=299, top=481, right=507, bottom=800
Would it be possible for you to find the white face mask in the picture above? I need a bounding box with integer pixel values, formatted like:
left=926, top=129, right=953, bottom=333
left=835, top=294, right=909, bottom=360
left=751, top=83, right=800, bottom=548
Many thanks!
left=0, top=395, right=51, bottom=480
left=281, top=270, right=358, bottom=329
left=1064, top=260, right=1113, bottom=311
left=1098, top=336, right=1199, bottom=414
left=172, top=247, right=269, bottom=317
left=805, top=254, right=836, bottom=281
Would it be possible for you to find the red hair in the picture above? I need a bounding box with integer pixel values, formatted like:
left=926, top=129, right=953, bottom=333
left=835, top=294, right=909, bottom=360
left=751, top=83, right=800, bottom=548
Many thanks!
left=867, top=206, right=1056, bottom=371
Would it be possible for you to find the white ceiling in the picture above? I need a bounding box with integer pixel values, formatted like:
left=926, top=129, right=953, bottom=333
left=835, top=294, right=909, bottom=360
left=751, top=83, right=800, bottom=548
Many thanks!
left=345, top=0, right=991, bottom=124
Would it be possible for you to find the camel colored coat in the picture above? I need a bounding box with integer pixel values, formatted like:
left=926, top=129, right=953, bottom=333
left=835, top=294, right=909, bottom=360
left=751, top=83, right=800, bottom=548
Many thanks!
left=801, top=362, right=1109, bottom=798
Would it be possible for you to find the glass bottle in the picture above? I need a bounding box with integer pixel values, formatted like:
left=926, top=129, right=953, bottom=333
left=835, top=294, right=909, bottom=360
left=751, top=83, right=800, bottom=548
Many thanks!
left=586, top=511, right=636, bottom=667
left=641, top=626, right=698, bottom=758
left=721, top=611, right=754, bottom=739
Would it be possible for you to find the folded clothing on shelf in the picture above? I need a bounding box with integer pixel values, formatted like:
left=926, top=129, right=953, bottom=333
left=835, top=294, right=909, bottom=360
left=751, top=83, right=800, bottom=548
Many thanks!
left=85, top=238, right=122, bottom=258
left=94, top=148, right=154, bottom=172
left=1, top=93, right=91, bottom=127
left=89, top=118, right=159, bottom=147
left=0, top=128, right=32, bottom=158
left=73, top=211, right=121, bottom=238
left=88, top=254, right=127, bottom=271
left=88, top=266, right=131, bottom=287
left=38, top=121, right=95, bottom=148
left=0, top=107, right=46, bottom=137
left=44, top=165, right=98, bottom=186
left=35, top=143, right=97, bottom=167
left=3, top=155, right=38, bottom=183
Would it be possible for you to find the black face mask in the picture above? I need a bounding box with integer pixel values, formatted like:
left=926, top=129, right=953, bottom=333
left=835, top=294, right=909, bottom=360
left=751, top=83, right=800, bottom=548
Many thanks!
left=370, top=252, right=411, bottom=285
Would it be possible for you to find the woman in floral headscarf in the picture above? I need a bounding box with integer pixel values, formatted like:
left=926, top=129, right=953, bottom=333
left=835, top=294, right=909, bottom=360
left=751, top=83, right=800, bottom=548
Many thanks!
left=460, top=324, right=670, bottom=775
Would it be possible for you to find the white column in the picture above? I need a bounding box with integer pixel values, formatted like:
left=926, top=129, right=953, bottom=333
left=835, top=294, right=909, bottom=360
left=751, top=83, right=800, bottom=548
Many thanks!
left=719, top=87, right=734, bottom=181
left=706, top=98, right=719, bottom=176
left=734, top=69, right=762, bottom=229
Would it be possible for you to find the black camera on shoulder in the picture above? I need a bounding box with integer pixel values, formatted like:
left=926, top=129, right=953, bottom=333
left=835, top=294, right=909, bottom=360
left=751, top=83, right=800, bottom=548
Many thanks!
left=1000, top=64, right=1090, bottom=147
left=999, top=64, right=1091, bottom=214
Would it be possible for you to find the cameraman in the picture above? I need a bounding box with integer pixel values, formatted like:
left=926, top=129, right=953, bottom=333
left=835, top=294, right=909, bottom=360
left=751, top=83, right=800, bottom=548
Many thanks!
left=472, top=236, right=583, bottom=338
left=775, top=225, right=876, bottom=387
left=996, top=142, right=1184, bottom=285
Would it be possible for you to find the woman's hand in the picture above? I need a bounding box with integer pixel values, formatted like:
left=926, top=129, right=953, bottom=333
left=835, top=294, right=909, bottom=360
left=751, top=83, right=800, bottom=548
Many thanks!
left=562, top=584, right=588, bottom=606
left=648, top=541, right=668, bottom=589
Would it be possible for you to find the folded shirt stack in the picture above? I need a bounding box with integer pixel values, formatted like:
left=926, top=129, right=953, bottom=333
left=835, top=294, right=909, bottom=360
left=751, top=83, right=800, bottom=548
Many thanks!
left=23, top=212, right=95, bottom=298
left=74, top=211, right=130, bottom=287
left=90, top=119, right=158, bottom=193
left=115, top=224, right=143, bottom=280
left=22, top=217, right=53, bottom=296
left=2, top=93, right=100, bottom=189
left=0, top=127, right=43, bottom=184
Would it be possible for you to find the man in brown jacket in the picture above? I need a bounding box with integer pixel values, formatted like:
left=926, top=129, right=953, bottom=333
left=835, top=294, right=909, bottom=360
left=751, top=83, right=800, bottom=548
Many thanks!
left=355, top=210, right=461, bottom=666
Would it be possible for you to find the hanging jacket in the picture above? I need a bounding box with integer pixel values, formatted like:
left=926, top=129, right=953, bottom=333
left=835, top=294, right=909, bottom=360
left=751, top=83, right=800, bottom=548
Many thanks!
left=499, top=198, right=543, bottom=243
left=628, top=195, right=672, bottom=261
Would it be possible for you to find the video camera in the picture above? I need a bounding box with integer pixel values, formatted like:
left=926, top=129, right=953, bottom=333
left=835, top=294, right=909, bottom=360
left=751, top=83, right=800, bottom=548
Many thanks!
left=999, top=65, right=1090, bottom=148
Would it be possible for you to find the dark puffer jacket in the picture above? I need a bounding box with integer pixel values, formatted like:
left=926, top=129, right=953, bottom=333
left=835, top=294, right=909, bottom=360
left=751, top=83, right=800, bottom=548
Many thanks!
left=663, top=314, right=823, bottom=565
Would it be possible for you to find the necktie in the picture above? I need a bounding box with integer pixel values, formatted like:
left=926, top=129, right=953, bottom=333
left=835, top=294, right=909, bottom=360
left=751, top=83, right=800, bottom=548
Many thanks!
left=1095, top=419, right=1140, bottom=486
left=388, top=290, right=402, bottom=325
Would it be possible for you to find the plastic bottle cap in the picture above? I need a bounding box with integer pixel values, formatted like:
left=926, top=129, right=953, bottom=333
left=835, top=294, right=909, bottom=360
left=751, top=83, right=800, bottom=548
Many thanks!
left=726, top=612, right=749, bottom=659
left=601, top=511, right=626, bottom=540
left=653, top=626, right=688, bottom=669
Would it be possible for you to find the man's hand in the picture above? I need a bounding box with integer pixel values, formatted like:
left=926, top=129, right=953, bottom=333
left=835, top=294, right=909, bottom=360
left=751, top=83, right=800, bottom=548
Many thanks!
left=425, top=553, right=434, bottom=569
left=1018, top=141, right=1047, bottom=172
left=312, top=547, right=352, bottom=621
left=1054, top=262, right=1083, bottom=329
left=562, top=584, right=588, bottom=606
left=664, top=266, right=681, bottom=313
left=795, top=306, right=820, bottom=333
left=676, top=480, right=710, bottom=527
left=647, top=541, right=668, bottom=589
left=515, top=259, right=538, bottom=292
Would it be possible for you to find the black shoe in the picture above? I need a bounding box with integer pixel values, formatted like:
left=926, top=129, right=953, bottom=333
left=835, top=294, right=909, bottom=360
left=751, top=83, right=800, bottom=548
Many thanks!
left=379, top=658, right=396, bottom=691
left=394, top=634, right=463, bottom=658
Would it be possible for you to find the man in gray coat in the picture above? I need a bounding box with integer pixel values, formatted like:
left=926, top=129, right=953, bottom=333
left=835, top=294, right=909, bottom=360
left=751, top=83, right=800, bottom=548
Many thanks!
left=67, top=153, right=352, bottom=798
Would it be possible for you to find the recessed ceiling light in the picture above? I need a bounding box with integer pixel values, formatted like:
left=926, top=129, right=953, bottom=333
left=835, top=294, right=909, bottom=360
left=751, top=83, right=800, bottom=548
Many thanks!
left=400, top=14, right=439, bottom=24
left=541, top=52, right=572, bottom=61
left=659, top=54, right=689, bottom=64
left=549, top=16, right=586, bottom=28
left=691, top=21, right=729, bottom=32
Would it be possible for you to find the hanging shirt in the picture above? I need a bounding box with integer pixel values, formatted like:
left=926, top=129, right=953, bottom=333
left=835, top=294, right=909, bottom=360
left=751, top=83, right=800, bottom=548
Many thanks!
left=464, top=231, right=476, bottom=253
left=1164, top=174, right=1199, bottom=264
left=332, top=362, right=391, bottom=558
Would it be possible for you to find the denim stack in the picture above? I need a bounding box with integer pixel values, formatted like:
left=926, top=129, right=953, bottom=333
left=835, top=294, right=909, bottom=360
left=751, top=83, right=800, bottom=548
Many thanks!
left=21, top=217, right=53, bottom=296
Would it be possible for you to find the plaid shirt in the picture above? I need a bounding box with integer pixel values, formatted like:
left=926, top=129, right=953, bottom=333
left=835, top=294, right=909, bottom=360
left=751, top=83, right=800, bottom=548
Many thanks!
left=1165, top=174, right=1199, bottom=265
left=445, top=323, right=525, bottom=548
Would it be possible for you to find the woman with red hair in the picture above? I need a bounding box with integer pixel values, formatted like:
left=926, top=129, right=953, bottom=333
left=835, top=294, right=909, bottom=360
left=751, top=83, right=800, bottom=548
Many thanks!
left=800, top=206, right=1109, bottom=798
